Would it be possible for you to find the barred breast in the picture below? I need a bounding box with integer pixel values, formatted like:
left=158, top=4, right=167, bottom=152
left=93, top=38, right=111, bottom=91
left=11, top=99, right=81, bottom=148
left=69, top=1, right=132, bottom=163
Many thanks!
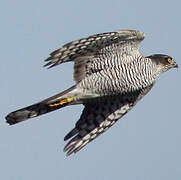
left=77, top=55, right=157, bottom=96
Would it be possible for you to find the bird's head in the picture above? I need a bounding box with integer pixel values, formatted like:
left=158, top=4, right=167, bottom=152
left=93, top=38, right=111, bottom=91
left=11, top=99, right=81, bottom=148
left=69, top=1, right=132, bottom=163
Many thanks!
left=147, top=54, right=178, bottom=72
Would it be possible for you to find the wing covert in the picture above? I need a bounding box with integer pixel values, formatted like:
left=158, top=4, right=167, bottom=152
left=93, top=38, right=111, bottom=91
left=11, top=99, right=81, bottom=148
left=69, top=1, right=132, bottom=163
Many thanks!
left=44, top=30, right=145, bottom=69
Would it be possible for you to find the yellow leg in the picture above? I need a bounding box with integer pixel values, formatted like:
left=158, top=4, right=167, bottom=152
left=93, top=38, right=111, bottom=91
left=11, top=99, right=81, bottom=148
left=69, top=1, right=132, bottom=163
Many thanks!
left=49, top=97, right=74, bottom=107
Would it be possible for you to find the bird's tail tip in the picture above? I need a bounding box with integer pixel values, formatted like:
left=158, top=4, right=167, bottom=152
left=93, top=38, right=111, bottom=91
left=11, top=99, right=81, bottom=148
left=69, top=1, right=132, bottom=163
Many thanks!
left=6, top=105, right=41, bottom=125
left=6, top=113, right=19, bottom=125
left=5, top=86, right=79, bottom=125
left=6, top=96, right=76, bottom=125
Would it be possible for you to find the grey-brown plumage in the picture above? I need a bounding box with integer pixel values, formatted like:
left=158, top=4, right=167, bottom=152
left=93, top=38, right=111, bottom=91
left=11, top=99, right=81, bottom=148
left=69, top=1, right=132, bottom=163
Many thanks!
left=6, top=30, right=178, bottom=156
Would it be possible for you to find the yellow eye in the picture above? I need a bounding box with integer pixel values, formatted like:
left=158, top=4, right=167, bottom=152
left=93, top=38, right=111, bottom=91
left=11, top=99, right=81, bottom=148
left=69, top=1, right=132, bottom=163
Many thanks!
left=167, top=58, right=173, bottom=64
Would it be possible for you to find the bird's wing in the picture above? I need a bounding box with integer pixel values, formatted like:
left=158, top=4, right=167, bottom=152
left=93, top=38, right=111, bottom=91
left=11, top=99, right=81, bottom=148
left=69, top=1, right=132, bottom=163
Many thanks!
left=63, top=84, right=153, bottom=156
left=44, top=30, right=145, bottom=82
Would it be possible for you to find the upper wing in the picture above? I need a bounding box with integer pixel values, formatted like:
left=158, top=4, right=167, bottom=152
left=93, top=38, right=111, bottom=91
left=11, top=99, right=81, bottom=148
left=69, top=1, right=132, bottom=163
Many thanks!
left=44, top=30, right=145, bottom=82
left=63, top=84, right=153, bottom=156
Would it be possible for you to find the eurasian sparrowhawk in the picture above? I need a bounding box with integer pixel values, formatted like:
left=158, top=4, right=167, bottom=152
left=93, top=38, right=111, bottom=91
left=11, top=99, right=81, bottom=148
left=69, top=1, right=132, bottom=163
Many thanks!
left=6, top=30, right=178, bottom=156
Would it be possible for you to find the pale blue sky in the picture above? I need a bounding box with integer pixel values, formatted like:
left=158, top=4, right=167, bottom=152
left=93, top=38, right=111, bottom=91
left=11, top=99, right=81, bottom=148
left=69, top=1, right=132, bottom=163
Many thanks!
left=0, top=0, right=180, bottom=179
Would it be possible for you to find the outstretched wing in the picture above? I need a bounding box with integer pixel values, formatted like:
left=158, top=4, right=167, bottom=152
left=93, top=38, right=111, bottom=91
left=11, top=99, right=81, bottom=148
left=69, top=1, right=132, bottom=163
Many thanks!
left=44, top=30, right=145, bottom=82
left=63, top=84, right=153, bottom=156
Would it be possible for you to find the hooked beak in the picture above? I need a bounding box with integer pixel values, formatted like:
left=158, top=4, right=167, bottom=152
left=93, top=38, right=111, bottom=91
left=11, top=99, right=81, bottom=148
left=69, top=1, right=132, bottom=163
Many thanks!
left=174, top=64, right=178, bottom=68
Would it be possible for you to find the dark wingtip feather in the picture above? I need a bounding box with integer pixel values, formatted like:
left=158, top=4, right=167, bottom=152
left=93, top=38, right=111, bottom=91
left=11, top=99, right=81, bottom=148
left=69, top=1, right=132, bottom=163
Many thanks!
left=43, top=61, right=53, bottom=68
left=48, top=63, right=58, bottom=69
left=43, top=61, right=59, bottom=69
left=64, top=128, right=79, bottom=141
left=44, top=56, right=53, bottom=62
left=63, top=136, right=80, bottom=155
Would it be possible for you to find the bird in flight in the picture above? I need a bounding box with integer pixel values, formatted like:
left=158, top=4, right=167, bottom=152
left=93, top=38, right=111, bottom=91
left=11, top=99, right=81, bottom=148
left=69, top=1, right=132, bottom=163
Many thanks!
left=6, top=30, right=178, bottom=156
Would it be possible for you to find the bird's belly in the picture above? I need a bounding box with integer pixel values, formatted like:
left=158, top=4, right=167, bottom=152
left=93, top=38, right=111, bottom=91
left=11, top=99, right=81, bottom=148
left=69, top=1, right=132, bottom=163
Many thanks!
left=78, top=73, right=132, bottom=96
left=78, top=68, right=154, bottom=96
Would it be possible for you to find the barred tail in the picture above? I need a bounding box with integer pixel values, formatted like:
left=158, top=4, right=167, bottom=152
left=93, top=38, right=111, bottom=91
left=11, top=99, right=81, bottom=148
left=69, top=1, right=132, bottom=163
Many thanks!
left=6, top=86, right=78, bottom=125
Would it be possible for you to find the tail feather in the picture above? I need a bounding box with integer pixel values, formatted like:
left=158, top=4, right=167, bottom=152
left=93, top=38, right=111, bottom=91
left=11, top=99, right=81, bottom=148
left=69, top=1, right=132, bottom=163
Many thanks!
left=6, top=86, right=78, bottom=125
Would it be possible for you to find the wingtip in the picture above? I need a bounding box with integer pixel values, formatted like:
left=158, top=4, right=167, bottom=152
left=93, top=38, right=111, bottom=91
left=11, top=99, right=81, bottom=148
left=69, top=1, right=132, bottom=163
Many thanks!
left=64, top=128, right=79, bottom=141
left=43, top=61, right=53, bottom=68
left=116, top=29, right=145, bottom=40
left=44, top=56, right=52, bottom=62
left=63, top=141, right=77, bottom=156
left=43, top=61, right=59, bottom=69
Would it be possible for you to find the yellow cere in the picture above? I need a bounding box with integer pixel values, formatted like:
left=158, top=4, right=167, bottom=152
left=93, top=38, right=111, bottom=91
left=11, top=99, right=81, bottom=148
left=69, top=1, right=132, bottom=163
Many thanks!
left=167, top=58, right=173, bottom=64
left=49, top=97, right=74, bottom=107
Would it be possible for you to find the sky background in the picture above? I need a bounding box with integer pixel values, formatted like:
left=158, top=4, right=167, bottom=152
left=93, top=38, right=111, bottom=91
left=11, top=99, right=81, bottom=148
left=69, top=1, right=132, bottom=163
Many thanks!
left=0, top=0, right=180, bottom=179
